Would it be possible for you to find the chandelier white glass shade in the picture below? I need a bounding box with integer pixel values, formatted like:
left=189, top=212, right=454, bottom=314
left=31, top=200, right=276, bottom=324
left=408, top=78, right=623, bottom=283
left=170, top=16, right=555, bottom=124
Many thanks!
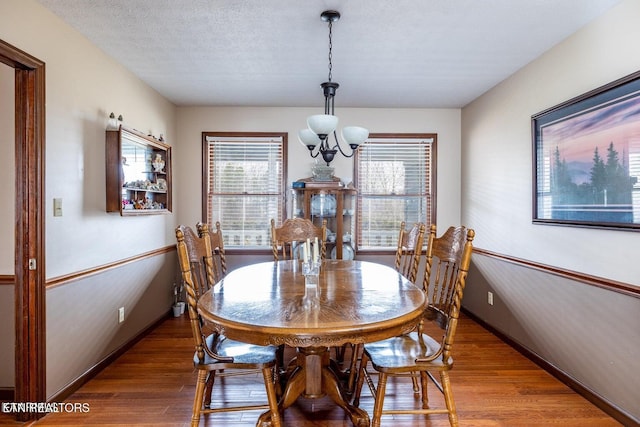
left=299, top=10, right=369, bottom=166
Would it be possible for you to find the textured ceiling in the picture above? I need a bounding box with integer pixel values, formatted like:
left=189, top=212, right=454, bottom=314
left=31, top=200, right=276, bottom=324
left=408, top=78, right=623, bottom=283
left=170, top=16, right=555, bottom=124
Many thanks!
left=36, top=0, right=621, bottom=108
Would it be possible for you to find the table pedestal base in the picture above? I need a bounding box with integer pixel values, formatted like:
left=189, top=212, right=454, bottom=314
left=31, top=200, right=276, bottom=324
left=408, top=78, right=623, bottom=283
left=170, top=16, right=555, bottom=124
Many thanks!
left=257, top=346, right=369, bottom=427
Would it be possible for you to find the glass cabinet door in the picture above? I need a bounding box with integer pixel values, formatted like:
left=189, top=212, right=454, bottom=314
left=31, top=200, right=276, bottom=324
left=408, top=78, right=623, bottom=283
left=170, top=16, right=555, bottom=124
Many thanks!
left=289, top=186, right=356, bottom=259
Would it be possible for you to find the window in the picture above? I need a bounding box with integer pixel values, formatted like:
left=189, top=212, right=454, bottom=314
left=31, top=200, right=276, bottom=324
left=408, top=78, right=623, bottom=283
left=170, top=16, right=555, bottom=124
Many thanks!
left=203, top=132, right=286, bottom=248
left=354, top=134, right=436, bottom=249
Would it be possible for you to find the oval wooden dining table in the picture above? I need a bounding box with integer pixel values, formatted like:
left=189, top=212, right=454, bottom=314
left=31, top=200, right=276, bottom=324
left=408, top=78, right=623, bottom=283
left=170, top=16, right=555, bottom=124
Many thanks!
left=197, top=259, right=426, bottom=427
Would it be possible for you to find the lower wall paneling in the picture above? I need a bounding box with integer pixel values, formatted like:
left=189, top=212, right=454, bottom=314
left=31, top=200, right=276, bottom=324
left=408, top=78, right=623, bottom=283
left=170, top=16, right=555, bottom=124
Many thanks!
left=463, top=249, right=640, bottom=425
left=45, top=249, right=177, bottom=399
left=0, top=284, right=14, bottom=390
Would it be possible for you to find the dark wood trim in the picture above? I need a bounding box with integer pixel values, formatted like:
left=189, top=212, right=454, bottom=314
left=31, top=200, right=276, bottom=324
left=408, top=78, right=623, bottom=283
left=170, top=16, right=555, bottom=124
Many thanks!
left=46, top=245, right=176, bottom=289
left=48, top=312, right=170, bottom=403
left=355, top=249, right=396, bottom=256
left=473, top=247, right=639, bottom=298
left=462, top=308, right=636, bottom=426
left=0, top=388, right=14, bottom=401
left=0, top=275, right=14, bottom=285
left=1, top=38, right=46, bottom=421
left=223, top=248, right=273, bottom=256
left=0, top=40, right=43, bottom=69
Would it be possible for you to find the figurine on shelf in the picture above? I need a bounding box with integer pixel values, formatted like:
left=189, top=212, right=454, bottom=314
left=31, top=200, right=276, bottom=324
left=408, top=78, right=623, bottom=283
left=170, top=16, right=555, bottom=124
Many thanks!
left=151, top=153, right=165, bottom=172
left=107, top=112, right=118, bottom=130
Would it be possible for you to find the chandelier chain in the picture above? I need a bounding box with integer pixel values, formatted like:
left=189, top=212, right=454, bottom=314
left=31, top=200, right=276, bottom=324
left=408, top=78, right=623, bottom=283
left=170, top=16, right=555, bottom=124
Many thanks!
left=327, top=20, right=333, bottom=82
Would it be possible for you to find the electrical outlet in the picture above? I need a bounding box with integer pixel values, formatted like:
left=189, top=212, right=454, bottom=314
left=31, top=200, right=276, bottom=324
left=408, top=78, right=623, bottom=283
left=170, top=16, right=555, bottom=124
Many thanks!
left=487, top=291, right=494, bottom=306
left=118, top=307, right=125, bottom=323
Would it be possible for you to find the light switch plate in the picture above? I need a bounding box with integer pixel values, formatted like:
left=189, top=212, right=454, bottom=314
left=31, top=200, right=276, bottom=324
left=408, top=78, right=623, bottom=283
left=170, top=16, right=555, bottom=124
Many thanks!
left=53, top=198, right=63, bottom=217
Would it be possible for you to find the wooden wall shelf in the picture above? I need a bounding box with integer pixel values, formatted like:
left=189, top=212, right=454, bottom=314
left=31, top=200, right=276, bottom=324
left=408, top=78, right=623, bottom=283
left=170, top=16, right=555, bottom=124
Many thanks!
left=106, top=126, right=172, bottom=215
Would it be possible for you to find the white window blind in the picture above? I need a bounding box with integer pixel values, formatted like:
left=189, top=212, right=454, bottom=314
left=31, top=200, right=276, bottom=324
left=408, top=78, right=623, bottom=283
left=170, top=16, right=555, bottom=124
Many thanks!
left=204, top=134, right=285, bottom=248
left=355, top=136, right=436, bottom=249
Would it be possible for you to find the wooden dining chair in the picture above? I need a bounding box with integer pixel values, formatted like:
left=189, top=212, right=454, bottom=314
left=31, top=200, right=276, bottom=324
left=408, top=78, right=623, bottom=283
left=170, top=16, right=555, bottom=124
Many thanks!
left=395, top=221, right=426, bottom=283
left=270, top=217, right=327, bottom=261
left=270, top=217, right=328, bottom=372
left=196, top=221, right=227, bottom=284
left=354, top=224, right=475, bottom=427
left=176, top=224, right=282, bottom=427
left=345, top=221, right=426, bottom=395
left=395, top=221, right=427, bottom=392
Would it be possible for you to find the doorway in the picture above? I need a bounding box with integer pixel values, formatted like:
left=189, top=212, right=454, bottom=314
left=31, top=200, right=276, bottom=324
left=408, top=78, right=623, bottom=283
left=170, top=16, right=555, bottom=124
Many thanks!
left=0, top=39, right=46, bottom=421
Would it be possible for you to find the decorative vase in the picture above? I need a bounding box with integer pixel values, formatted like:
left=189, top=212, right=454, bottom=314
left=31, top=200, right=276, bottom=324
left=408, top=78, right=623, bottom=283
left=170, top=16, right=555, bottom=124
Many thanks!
left=107, top=112, right=118, bottom=130
left=171, top=303, right=182, bottom=317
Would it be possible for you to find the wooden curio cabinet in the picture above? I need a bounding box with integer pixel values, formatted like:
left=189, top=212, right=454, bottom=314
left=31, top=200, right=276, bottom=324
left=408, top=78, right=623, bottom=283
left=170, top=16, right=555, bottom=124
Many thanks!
left=106, top=126, right=172, bottom=215
left=291, top=184, right=356, bottom=259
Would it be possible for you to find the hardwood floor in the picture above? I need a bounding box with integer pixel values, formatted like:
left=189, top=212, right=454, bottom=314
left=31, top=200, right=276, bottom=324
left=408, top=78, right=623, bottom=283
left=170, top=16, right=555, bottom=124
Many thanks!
left=1, top=313, right=620, bottom=426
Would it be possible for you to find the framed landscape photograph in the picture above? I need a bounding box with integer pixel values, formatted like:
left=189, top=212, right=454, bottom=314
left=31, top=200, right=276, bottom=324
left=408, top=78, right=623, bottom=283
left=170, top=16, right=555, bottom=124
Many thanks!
left=532, top=70, right=640, bottom=230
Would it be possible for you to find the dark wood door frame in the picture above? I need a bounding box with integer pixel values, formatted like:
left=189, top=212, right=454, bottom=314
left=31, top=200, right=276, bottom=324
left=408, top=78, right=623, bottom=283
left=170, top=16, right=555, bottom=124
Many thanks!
left=0, top=39, right=46, bottom=421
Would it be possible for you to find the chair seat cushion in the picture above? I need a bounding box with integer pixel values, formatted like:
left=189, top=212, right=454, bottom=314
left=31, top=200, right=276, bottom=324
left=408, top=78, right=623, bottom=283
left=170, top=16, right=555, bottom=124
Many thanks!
left=194, top=334, right=278, bottom=366
left=363, top=331, right=452, bottom=372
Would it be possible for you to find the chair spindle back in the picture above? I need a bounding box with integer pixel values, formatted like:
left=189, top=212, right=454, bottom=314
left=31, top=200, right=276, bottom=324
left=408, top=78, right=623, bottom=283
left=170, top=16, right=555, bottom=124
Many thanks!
left=394, top=221, right=426, bottom=283
left=197, top=221, right=227, bottom=283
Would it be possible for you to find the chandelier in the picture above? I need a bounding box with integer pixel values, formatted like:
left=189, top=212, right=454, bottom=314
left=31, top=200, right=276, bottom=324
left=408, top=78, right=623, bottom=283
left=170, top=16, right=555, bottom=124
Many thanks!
left=298, top=10, right=369, bottom=166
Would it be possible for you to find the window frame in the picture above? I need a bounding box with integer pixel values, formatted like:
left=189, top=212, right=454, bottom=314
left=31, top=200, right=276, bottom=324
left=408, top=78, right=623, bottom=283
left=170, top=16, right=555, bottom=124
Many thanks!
left=353, top=133, right=437, bottom=253
left=202, top=131, right=288, bottom=253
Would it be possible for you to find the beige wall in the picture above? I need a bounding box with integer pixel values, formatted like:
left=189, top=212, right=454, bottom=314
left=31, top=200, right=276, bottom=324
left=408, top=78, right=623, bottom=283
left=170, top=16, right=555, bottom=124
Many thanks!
left=0, top=63, right=14, bottom=274
left=462, top=0, right=640, bottom=421
left=0, top=59, right=15, bottom=388
left=1, top=0, right=178, bottom=398
left=462, top=0, right=640, bottom=285
left=2, top=0, right=178, bottom=278
left=176, top=106, right=461, bottom=232
left=176, top=107, right=461, bottom=269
